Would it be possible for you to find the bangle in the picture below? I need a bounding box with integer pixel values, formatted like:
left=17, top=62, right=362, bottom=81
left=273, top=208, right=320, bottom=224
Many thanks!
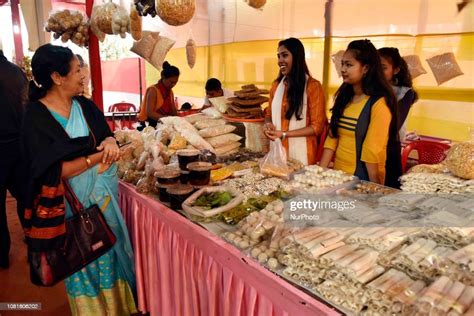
left=281, top=131, right=287, bottom=141
left=84, top=156, right=92, bottom=168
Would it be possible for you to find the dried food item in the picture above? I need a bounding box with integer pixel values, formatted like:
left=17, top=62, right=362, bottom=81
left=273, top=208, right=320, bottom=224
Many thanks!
left=130, top=4, right=142, bottom=41
left=198, top=124, right=236, bottom=138
left=168, top=133, right=187, bottom=150
left=287, top=158, right=304, bottom=173
left=234, top=91, right=261, bottom=99
left=206, top=133, right=242, bottom=148
left=156, top=0, right=195, bottom=26
left=130, top=31, right=159, bottom=60
left=110, top=4, right=130, bottom=38
left=186, top=38, right=196, bottom=68
left=208, top=96, right=229, bottom=114
left=409, top=163, right=447, bottom=174
left=240, top=83, right=258, bottom=91
left=228, top=104, right=262, bottom=114
left=194, top=119, right=226, bottom=130
left=289, top=165, right=355, bottom=193
left=403, top=54, right=427, bottom=79
left=215, top=148, right=265, bottom=163
left=148, top=36, right=176, bottom=71
left=227, top=96, right=269, bottom=107
left=426, top=52, right=464, bottom=85
left=184, top=113, right=207, bottom=124
left=45, top=9, right=89, bottom=47
left=214, top=142, right=241, bottom=156
left=223, top=171, right=291, bottom=197
left=400, top=172, right=474, bottom=194
left=354, top=181, right=399, bottom=194
left=93, top=2, right=115, bottom=34
left=445, top=142, right=474, bottom=180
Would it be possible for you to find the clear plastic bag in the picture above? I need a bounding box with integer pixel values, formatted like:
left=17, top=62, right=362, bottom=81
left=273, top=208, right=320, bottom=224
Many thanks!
left=111, top=4, right=130, bottom=38
left=45, top=9, right=89, bottom=47
left=259, top=138, right=290, bottom=179
left=90, top=2, right=116, bottom=36
left=403, top=54, right=427, bottom=79
left=426, top=52, right=464, bottom=85
left=331, top=50, right=345, bottom=77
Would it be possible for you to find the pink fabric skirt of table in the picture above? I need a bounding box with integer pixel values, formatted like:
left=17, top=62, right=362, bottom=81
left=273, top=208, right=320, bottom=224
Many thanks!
left=119, top=181, right=340, bottom=316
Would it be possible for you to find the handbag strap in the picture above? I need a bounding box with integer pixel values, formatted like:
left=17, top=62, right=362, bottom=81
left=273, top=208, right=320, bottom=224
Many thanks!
left=63, top=180, right=84, bottom=214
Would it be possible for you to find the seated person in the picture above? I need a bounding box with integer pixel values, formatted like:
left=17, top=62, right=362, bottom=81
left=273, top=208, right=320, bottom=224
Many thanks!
left=202, top=78, right=232, bottom=109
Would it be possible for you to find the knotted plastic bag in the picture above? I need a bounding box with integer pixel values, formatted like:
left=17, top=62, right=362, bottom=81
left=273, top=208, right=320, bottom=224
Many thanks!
left=259, top=138, right=290, bottom=179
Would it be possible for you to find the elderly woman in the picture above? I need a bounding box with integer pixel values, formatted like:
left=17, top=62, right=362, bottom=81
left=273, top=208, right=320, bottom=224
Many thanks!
left=22, top=44, right=137, bottom=315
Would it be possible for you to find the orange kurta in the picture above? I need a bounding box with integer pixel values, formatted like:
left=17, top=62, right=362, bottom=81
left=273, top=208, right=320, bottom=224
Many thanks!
left=265, top=77, right=327, bottom=165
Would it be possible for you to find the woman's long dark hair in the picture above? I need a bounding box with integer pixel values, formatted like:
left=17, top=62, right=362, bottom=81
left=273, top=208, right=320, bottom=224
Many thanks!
left=277, top=37, right=310, bottom=121
left=29, top=44, right=74, bottom=101
left=329, top=39, right=397, bottom=139
left=378, top=47, right=418, bottom=101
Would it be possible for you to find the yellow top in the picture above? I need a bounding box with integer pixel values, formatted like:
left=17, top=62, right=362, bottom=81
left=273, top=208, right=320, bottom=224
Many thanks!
left=324, top=96, right=391, bottom=183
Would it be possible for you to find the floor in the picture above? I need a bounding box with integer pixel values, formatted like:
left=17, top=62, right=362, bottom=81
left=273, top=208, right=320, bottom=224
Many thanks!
left=0, top=194, right=71, bottom=316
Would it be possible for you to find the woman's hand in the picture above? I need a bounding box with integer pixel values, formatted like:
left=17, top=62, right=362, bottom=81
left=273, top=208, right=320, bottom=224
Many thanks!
left=96, top=137, right=120, bottom=164
left=265, top=129, right=284, bottom=141
left=97, top=162, right=112, bottom=174
left=263, top=122, right=278, bottom=140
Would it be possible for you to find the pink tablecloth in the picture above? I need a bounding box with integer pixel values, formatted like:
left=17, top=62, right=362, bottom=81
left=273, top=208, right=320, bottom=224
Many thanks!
left=119, top=181, right=340, bottom=316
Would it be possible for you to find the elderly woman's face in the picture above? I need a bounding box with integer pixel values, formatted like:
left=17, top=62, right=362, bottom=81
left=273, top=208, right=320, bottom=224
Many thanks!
left=59, top=56, right=85, bottom=96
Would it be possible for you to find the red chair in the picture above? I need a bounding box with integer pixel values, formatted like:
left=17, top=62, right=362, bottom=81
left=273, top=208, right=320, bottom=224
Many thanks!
left=108, top=102, right=138, bottom=130
left=108, top=102, right=137, bottom=112
left=401, top=140, right=451, bottom=173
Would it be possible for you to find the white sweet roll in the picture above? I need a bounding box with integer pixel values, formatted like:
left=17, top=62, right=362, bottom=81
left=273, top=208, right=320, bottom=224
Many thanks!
left=447, top=286, right=474, bottom=316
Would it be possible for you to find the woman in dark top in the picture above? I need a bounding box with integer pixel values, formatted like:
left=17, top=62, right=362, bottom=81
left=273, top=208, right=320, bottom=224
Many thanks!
left=379, top=47, right=418, bottom=188
left=378, top=47, right=418, bottom=142
left=21, top=44, right=137, bottom=315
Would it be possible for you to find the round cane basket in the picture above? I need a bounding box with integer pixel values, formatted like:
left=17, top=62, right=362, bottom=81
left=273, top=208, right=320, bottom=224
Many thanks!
left=156, top=0, right=195, bottom=26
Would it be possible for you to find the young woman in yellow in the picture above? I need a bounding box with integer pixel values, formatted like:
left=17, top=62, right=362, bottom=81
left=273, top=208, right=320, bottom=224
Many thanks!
left=264, top=37, right=327, bottom=165
left=320, top=40, right=398, bottom=185
left=138, top=61, right=179, bottom=128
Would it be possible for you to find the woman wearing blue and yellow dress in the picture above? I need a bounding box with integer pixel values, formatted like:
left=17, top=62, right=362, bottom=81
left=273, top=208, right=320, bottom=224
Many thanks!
left=22, top=44, right=137, bottom=315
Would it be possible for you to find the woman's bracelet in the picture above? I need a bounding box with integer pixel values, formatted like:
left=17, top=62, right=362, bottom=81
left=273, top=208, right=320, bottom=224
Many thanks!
left=281, top=131, right=287, bottom=141
left=84, top=156, right=92, bottom=168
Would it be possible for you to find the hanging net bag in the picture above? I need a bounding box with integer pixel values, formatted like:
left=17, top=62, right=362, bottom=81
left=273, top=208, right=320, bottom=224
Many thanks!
left=156, top=0, right=195, bottom=26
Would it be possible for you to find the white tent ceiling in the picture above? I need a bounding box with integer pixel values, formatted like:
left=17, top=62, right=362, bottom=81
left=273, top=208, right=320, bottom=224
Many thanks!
left=141, top=0, right=473, bottom=48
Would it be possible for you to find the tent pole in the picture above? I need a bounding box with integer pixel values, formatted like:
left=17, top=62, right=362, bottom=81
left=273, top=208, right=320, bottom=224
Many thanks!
left=138, top=58, right=143, bottom=105
left=86, top=0, right=104, bottom=112
left=322, top=0, right=333, bottom=105
left=10, top=0, right=24, bottom=63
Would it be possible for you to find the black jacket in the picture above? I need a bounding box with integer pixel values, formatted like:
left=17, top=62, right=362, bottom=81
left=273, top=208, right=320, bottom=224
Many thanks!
left=0, top=53, right=28, bottom=143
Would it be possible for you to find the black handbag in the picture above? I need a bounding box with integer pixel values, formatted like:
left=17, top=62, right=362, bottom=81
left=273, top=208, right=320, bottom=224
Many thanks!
left=29, top=181, right=117, bottom=287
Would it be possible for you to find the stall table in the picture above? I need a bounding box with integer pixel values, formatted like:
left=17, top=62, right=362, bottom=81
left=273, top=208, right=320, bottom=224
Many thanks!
left=119, top=181, right=341, bottom=316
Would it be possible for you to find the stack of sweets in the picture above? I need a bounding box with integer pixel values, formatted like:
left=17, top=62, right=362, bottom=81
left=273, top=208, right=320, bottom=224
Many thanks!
left=226, top=84, right=269, bottom=119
